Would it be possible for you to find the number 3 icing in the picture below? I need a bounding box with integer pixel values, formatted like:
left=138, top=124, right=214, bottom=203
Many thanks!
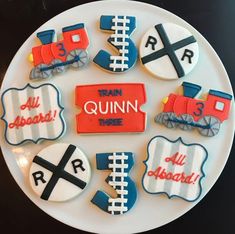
left=91, top=152, right=137, bottom=215
left=93, top=15, right=138, bottom=73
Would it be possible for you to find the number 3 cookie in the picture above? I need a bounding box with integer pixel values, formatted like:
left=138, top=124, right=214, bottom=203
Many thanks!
left=29, top=143, right=91, bottom=202
left=91, top=152, right=137, bottom=215
left=140, top=23, right=199, bottom=80
left=93, top=15, right=138, bottom=73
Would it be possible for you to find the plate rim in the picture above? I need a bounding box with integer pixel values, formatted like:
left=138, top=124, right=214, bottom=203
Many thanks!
left=0, top=0, right=234, bottom=233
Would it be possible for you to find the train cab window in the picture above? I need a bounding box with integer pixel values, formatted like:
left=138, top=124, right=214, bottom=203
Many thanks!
left=72, top=34, right=80, bottom=42
left=215, top=101, right=224, bottom=111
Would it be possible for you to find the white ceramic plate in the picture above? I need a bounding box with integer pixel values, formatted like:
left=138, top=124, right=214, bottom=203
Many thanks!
left=0, top=1, right=234, bottom=233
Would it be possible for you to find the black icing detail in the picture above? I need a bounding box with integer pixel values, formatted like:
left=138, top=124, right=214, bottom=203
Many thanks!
left=33, top=144, right=87, bottom=200
left=145, top=36, right=157, bottom=50
left=32, top=171, right=46, bottom=186
left=141, top=24, right=196, bottom=78
left=71, top=159, right=85, bottom=173
left=181, top=49, right=194, bottom=63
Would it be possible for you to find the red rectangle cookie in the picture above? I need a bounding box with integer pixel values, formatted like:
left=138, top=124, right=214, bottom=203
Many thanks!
left=75, top=83, right=146, bottom=133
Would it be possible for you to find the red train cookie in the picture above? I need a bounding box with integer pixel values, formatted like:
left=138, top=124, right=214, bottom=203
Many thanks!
left=29, top=23, right=89, bottom=80
left=155, top=82, right=233, bottom=136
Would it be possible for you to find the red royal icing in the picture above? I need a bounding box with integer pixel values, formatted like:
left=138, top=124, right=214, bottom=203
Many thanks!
left=163, top=91, right=231, bottom=123
left=75, top=83, right=146, bottom=133
left=33, top=26, right=89, bottom=66
left=9, top=110, right=56, bottom=129
left=20, top=97, right=40, bottom=111
left=165, top=152, right=186, bottom=166
left=148, top=166, right=199, bottom=184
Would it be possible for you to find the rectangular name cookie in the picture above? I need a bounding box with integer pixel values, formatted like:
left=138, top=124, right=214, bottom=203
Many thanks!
left=75, top=83, right=146, bottom=133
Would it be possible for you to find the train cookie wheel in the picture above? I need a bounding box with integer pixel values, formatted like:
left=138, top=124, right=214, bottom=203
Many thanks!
left=51, top=59, right=66, bottom=75
left=178, top=114, right=194, bottom=131
left=155, top=112, right=165, bottom=124
left=30, top=64, right=52, bottom=80
left=198, top=116, right=221, bottom=137
left=162, top=112, right=178, bottom=128
left=67, top=49, right=89, bottom=68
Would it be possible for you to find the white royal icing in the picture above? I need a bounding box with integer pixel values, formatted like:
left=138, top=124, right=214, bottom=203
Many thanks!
left=29, top=143, right=91, bottom=202
left=142, top=136, right=207, bottom=202
left=140, top=23, right=199, bottom=80
left=108, top=152, right=129, bottom=214
left=109, top=16, right=130, bottom=72
left=1, top=83, right=65, bottom=145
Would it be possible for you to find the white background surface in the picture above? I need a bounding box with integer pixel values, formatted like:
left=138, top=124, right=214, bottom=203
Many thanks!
left=0, top=1, right=234, bottom=233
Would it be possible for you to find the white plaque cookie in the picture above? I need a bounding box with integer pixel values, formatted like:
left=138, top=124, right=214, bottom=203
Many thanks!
left=1, top=83, right=66, bottom=145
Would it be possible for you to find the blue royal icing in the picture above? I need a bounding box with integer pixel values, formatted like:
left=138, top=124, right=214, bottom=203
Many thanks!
left=93, top=15, right=138, bottom=73
left=91, top=152, right=137, bottom=215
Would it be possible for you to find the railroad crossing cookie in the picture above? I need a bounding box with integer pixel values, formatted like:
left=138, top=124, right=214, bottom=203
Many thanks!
left=140, top=23, right=199, bottom=80
left=29, top=143, right=91, bottom=202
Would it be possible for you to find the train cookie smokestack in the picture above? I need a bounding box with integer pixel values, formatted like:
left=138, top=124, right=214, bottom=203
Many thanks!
left=182, top=82, right=201, bottom=98
left=36, top=30, right=55, bottom=45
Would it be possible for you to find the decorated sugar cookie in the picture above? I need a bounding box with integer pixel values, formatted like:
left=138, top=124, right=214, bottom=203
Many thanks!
left=140, top=23, right=199, bottom=79
left=29, top=23, right=89, bottom=80
left=1, top=83, right=66, bottom=145
left=29, top=143, right=91, bottom=202
left=75, top=83, right=146, bottom=133
left=155, top=82, right=233, bottom=136
left=142, top=136, right=208, bottom=202
left=91, top=152, right=137, bottom=215
left=93, top=15, right=138, bottom=73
